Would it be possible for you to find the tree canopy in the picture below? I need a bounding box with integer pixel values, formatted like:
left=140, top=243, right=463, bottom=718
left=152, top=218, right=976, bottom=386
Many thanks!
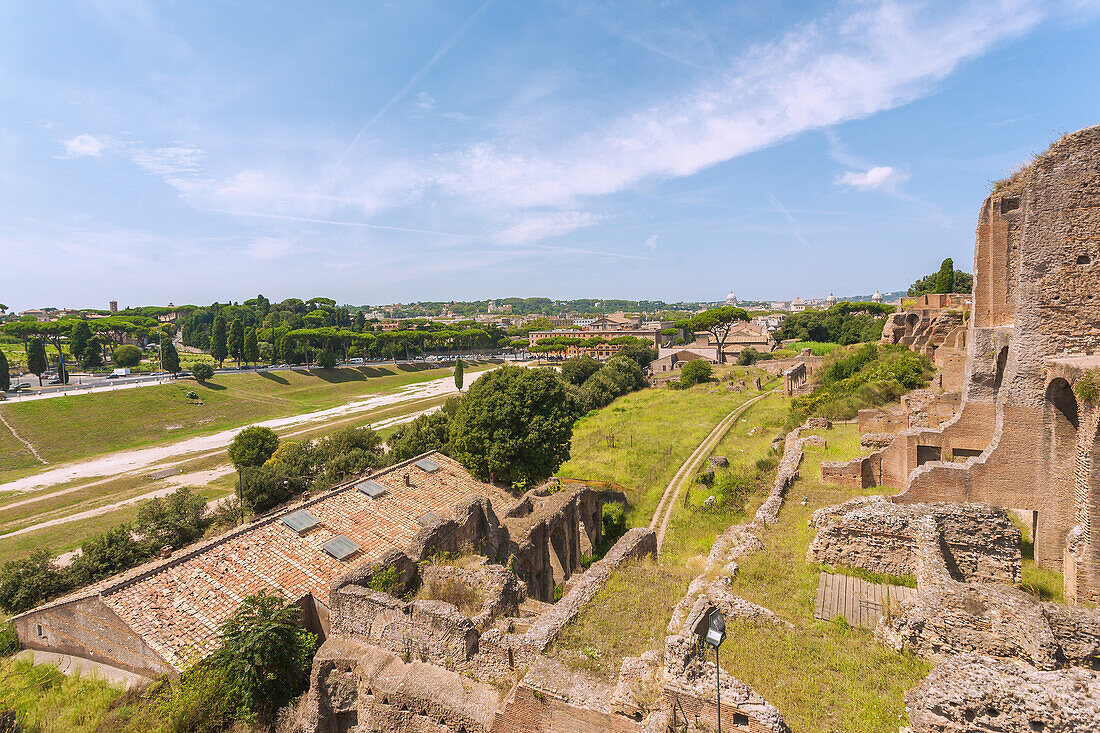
left=449, top=366, right=577, bottom=488
left=228, top=426, right=281, bottom=470
left=113, top=344, right=142, bottom=368
left=675, top=306, right=749, bottom=362
left=907, top=261, right=973, bottom=296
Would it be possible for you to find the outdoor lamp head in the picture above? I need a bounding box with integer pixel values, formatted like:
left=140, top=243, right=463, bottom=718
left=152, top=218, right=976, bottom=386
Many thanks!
left=705, top=608, right=726, bottom=648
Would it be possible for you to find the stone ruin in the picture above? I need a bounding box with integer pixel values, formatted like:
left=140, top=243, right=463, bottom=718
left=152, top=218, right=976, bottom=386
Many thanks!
left=822, top=125, right=1100, bottom=606
left=881, top=292, right=969, bottom=393
left=291, top=470, right=795, bottom=733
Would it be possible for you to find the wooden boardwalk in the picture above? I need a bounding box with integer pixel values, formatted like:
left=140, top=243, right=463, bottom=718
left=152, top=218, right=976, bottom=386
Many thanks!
left=813, top=572, right=917, bottom=629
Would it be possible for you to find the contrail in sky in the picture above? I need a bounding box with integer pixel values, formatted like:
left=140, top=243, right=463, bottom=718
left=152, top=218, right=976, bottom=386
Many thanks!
left=339, top=0, right=498, bottom=166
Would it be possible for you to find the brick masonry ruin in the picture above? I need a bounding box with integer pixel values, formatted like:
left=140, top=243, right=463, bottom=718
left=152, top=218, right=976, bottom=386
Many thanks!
left=821, top=125, right=1100, bottom=605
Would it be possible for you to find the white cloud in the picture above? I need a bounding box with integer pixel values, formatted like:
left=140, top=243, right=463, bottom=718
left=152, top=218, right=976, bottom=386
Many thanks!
left=415, top=92, right=436, bottom=109
left=423, top=0, right=1042, bottom=208
left=834, top=165, right=908, bottom=190
left=645, top=234, right=658, bottom=253
left=493, top=211, right=601, bottom=245
left=62, top=134, right=108, bottom=157
left=442, top=111, right=472, bottom=122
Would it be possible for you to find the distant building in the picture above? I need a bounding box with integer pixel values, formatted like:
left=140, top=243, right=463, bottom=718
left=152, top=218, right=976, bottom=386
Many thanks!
left=651, top=347, right=720, bottom=375
left=725, top=290, right=738, bottom=306
left=109, top=301, right=118, bottom=314
left=790, top=297, right=807, bottom=313
left=871, top=289, right=884, bottom=303
left=825, top=293, right=837, bottom=308
left=769, top=301, right=790, bottom=311
left=692, top=321, right=774, bottom=360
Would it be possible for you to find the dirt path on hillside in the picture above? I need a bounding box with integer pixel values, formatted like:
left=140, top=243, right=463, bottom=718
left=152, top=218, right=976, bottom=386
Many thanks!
left=0, top=411, right=48, bottom=465
left=650, top=391, right=771, bottom=552
left=0, top=370, right=486, bottom=495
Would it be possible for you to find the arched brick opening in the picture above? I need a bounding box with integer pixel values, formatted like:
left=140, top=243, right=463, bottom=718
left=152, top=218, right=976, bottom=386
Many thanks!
left=1042, top=378, right=1079, bottom=566
left=548, top=525, right=569, bottom=587
left=993, top=346, right=1009, bottom=390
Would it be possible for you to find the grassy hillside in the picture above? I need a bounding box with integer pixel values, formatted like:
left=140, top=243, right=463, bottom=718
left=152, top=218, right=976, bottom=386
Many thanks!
left=557, top=366, right=776, bottom=524
left=0, top=363, right=487, bottom=482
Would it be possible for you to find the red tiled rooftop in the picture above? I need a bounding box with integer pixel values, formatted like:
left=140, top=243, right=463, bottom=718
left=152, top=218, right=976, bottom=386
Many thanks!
left=31, top=452, right=510, bottom=672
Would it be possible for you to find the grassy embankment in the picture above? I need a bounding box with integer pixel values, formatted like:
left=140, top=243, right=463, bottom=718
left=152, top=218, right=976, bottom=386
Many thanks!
left=0, top=656, right=122, bottom=733
left=0, top=363, right=491, bottom=483
left=552, top=349, right=935, bottom=731
left=0, top=387, right=461, bottom=563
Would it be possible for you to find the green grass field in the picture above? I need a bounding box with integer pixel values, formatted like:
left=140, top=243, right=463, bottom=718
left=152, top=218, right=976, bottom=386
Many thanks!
left=0, top=363, right=486, bottom=484
left=557, top=367, right=777, bottom=525
left=718, top=425, right=931, bottom=733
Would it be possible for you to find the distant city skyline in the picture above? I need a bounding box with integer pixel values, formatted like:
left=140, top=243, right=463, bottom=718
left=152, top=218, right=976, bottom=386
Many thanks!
left=3, top=1, right=1100, bottom=312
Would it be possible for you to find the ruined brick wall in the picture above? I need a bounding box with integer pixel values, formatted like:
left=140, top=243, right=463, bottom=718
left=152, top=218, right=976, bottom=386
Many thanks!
left=13, top=595, right=174, bottom=678
left=884, top=126, right=1100, bottom=601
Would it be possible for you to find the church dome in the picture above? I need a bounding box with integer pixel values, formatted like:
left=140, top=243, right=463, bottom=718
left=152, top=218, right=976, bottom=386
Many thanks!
left=871, top=289, right=883, bottom=303
left=825, top=293, right=837, bottom=306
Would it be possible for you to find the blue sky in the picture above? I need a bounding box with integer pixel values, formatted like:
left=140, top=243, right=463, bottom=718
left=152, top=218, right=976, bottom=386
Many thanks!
left=3, top=0, right=1100, bottom=311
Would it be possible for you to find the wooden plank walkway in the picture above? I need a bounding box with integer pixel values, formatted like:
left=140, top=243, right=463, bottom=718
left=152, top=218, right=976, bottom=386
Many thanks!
left=813, top=572, right=917, bottom=629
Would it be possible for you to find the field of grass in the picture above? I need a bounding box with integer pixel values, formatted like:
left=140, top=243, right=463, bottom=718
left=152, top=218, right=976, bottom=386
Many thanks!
left=0, top=391, right=455, bottom=563
left=557, top=367, right=777, bottom=525
left=548, top=559, right=693, bottom=679
left=0, top=363, right=487, bottom=483
left=788, top=341, right=841, bottom=356
left=0, top=655, right=123, bottom=732
left=718, top=424, right=931, bottom=733
left=659, top=394, right=788, bottom=566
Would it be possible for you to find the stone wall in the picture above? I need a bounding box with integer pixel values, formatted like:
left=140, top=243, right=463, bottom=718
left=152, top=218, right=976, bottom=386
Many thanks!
left=807, top=497, right=1022, bottom=585
left=905, top=653, right=1100, bottom=733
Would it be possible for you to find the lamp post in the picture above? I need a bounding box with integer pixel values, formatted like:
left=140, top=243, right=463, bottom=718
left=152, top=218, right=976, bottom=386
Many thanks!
left=704, top=608, right=726, bottom=733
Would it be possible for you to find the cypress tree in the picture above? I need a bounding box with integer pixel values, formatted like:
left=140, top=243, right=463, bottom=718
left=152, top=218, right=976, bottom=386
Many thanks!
left=934, top=258, right=955, bottom=294
left=228, top=319, right=244, bottom=366
left=70, top=321, right=92, bottom=362
left=212, top=316, right=228, bottom=367
left=244, top=328, right=259, bottom=365
left=0, top=350, right=9, bottom=392
left=454, top=357, right=464, bottom=391
left=161, top=341, right=180, bottom=374
left=27, top=339, right=48, bottom=385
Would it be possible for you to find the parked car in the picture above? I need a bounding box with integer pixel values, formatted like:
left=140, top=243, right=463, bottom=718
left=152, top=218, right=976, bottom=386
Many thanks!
left=176, top=371, right=193, bottom=378
left=48, top=378, right=62, bottom=385
left=10, top=382, right=31, bottom=392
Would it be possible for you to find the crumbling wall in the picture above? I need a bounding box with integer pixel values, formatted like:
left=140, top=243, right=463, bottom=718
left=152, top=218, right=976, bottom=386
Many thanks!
left=806, top=497, right=1021, bottom=585
left=905, top=653, right=1100, bottom=733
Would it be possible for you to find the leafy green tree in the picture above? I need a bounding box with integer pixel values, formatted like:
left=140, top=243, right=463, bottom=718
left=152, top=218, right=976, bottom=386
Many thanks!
left=244, top=327, right=259, bottom=365
left=0, top=549, right=65, bottom=613
left=69, top=320, right=93, bottom=361
left=316, top=350, right=337, bottom=369
left=449, top=366, right=577, bottom=487
left=113, top=344, right=142, bottom=367
left=676, top=306, right=749, bottom=363
left=387, top=398, right=459, bottom=462
left=81, top=338, right=104, bottom=369
left=678, top=359, right=713, bottom=387
left=264, top=440, right=316, bottom=478
left=27, top=338, right=48, bottom=385
left=0, top=350, right=9, bottom=392
left=737, top=347, right=760, bottom=366
left=228, top=318, right=244, bottom=366
left=239, top=464, right=308, bottom=514
left=576, top=355, right=645, bottom=412
left=560, top=355, right=601, bottom=386
left=454, top=356, right=464, bottom=390
left=907, top=264, right=973, bottom=296
left=192, top=362, right=215, bottom=381
left=613, top=339, right=658, bottom=367
left=134, top=487, right=209, bottom=552
left=934, top=258, right=955, bottom=294
left=212, top=594, right=318, bottom=721
left=65, top=525, right=146, bottom=587
left=160, top=340, right=180, bottom=374
left=228, top=426, right=281, bottom=470
left=313, top=426, right=383, bottom=486
left=211, top=316, right=228, bottom=366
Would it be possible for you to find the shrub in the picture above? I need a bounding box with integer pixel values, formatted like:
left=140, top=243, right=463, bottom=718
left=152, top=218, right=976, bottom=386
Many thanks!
left=211, top=594, right=318, bottom=722
left=312, top=426, right=383, bottom=486
left=678, top=359, right=712, bottom=387
left=239, top=464, right=307, bottom=514
left=417, top=576, right=481, bottom=615
left=0, top=622, right=18, bottom=657
left=112, top=344, right=142, bottom=368
left=1074, top=369, right=1100, bottom=404
left=66, top=525, right=147, bottom=588
left=737, top=347, right=760, bottom=366
left=316, top=351, right=337, bottom=369
left=134, top=487, right=209, bottom=553
left=561, top=355, right=602, bottom=386
left=227, top=426, right=280, bottom=470
left=386, top=398, right=459, bottom=463
left=602, top=501, right=626, bottom=542
left=191, top=363, right=214, bottom=381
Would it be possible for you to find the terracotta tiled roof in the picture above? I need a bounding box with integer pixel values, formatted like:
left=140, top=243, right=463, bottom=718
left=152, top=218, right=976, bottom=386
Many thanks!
left=24, top=452, right=509, bottom=672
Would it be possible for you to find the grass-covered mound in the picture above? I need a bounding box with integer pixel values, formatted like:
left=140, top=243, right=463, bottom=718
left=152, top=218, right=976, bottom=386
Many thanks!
left=787, top=343, right=933, bottom=428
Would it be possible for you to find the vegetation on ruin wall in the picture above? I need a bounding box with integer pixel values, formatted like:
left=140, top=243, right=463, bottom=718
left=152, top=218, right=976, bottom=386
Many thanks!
left=774, top=302, right=894, bottom=345
left=721, top=425, right=931, bottom=733
left=556, top=367, right=777, bottom=525
left=786, top=343, right=933, bottom=428
left=0, top=363, right=487, bottom=482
